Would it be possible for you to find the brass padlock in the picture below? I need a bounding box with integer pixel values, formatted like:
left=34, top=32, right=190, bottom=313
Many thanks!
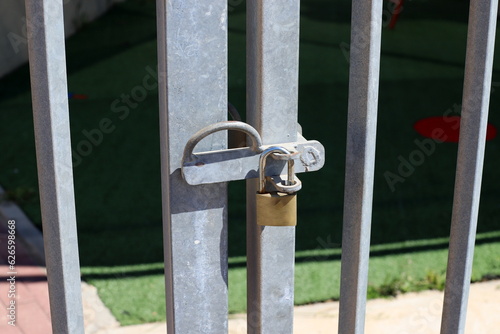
left=256, top=147, right=300, bottom=226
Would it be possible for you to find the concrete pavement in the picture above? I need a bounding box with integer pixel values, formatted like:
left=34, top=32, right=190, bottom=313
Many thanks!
left=97, top=280, right=500, bottom=334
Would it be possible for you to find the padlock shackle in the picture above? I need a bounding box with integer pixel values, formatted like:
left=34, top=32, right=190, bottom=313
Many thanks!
left=182, top=121, right=263, bottom=163
left=258, top=146, right=292, bottom=193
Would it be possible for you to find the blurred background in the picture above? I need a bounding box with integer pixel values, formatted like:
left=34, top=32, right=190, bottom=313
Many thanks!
left=0, top=0, right=499, bottom=326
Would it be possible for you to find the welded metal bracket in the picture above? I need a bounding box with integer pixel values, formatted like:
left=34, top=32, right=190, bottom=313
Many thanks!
left=181, top=121, right=325, bottom=185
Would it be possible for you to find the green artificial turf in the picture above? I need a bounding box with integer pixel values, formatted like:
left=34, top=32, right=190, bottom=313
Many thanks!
left=82, top=231, right=500, bottom=325
left=1, top=0, right=500, bottom=326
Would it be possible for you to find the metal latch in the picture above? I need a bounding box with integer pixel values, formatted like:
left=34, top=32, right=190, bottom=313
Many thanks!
left=181, top=121, right=325, bottom=186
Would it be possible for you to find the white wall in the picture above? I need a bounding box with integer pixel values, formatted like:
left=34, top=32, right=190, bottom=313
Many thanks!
left=0, top=0, right=117, bottom=78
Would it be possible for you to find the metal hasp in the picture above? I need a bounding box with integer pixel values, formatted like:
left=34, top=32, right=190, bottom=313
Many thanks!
left=440, top=0, right=498, bottom=333
left=181, top=121, right=325, bottom=186
left=338, top=0, right=383, bottom=333
left=25, top=0, right=85, bottom=332
left=156, top=0, right=229, bottom=332
left=247, top=0, right=301, bottom=332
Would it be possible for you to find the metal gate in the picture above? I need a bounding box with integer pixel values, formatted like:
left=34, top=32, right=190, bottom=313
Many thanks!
left=22, top=0, right=497, bottom=333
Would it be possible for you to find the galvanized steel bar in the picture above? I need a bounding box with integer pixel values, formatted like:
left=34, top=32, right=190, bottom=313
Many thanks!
left=24, top=0, right=84, bottom=332
left=246, top=0, right=300, bottom=332
left=338, top=0, right=383, bottom=333
left=440, top=0, right=498, bottom=333
left=156, top=0, right=229, bottom=332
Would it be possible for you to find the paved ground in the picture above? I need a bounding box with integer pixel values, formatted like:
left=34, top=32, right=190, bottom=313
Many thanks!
left=97, top=280, right=500, bottom=334
left=2, top=224, right=499, bottom=334
left=1, top=191, right=499, bottom=333
left=0, top=190, right=118, bottom=334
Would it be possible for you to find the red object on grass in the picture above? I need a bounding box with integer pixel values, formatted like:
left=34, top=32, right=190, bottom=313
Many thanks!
left=414, top=116, right=497, bottom=142
left=388, top=0, right=404, bottom=30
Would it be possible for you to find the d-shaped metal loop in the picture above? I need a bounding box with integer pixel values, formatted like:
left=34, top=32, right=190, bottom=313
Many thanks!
left=268, top=174, right=302, bottom=194
left=182, top=121, right=263, bottom=164
left=258, top=146, right=301, bottom=194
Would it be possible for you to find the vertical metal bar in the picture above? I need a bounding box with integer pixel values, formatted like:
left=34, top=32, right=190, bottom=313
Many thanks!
left=246, top=0, right=300, bottom=333
left=440, top=0, right=498, bottom=333
left=156, top=1, right=229, bottom=333
left=338, top=0, right=383, bottom=332
left=24, top=0, right=84, bottom=332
